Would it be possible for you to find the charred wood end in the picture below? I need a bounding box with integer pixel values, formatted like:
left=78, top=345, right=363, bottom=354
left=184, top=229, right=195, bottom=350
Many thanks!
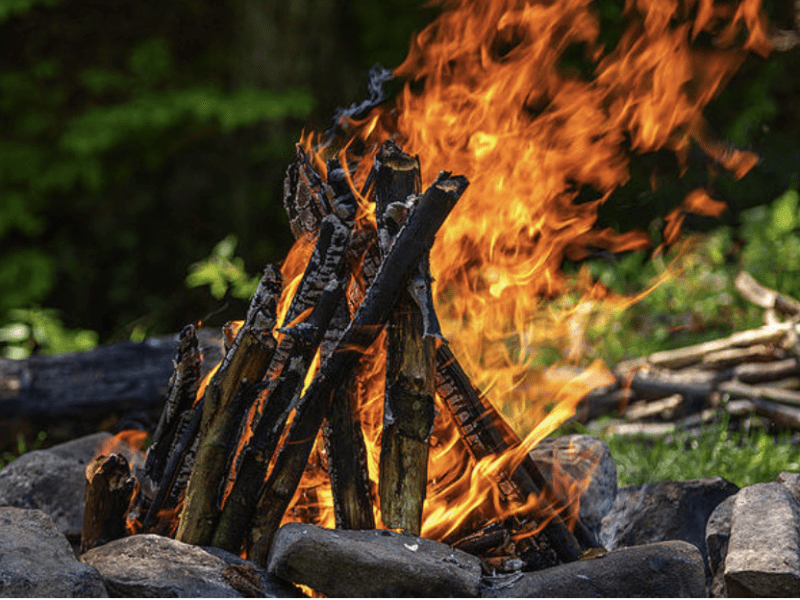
left=81, top=453, right=136, bottom=553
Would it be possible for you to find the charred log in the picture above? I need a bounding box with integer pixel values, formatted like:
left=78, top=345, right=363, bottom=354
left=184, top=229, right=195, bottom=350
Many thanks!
left=81, top=454, right=136, bottom=553
left=176, top=267, right=281, bottom=546
left=246, top=171, right=468, bottom=565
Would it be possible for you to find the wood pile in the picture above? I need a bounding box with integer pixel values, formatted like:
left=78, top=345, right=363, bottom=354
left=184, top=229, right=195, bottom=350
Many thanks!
left=579, top=272, right=800, bottom=436
left=82, top=141, right=599, bottom=567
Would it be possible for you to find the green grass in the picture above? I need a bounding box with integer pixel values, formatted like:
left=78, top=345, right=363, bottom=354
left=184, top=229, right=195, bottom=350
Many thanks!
left=604, top=414, right=800, bottom=488
left=0, top=431, right=46, bottom=470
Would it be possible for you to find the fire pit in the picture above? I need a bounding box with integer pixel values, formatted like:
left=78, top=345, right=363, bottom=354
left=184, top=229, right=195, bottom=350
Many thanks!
left=1, top=0, right=797, bottom=597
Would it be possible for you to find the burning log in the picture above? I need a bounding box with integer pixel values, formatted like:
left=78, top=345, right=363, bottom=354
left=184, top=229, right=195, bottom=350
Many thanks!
left=210, top=277, right=346, bottom=552
left=374, top=141, right=436, bottom=535
left=81, top=454, right=136, bottom=553
left=176, top=267, right=282, bottom=546
left=246, top=170, right=469, bottom=564
left=132, top=324, right=202, bottom=529
left=322, top=301, right=375, bottom=531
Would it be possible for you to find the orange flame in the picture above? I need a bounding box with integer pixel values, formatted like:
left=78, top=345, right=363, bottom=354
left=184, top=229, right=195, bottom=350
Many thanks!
left=281, top=0, right=768, bottom=540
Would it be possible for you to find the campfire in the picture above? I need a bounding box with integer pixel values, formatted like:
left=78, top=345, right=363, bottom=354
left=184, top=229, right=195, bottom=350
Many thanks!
left=78, top=0, right=776, bottom=593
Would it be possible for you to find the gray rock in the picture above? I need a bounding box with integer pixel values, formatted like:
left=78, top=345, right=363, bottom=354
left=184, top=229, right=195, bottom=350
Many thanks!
left=81, top=534, right=299, bottom=597
left=267, top=523, right=482, bottom=597
left=777, top=471, right=800, bottom=503
left=705, top=494, right=736, bottom=597
left=0, top=432, right=111, bottom=546
left=529, top=434, right=617, bottom=534
left=600, top=477, right=738, bottom=577
left=724, top=482, right=800, bottom=597
left=0, top=507, right=107, bottom=597
left=481, top=540, right=705, bottom=597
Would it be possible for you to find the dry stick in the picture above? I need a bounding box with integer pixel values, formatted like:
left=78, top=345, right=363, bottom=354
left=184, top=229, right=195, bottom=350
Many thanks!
left=175, top=267, right=282, bottom=546
left=646, top=323, right=793, bottom=370
left=735, top=271, right=800, bottom=317
left=210, top=279, right=346, bottom=552
left=718, top=380, right=800, bottom=409
left=435, top=344, right=588, bottom=562
left=374, top=141, right=435, bottom=535
left=81, top=454, right=136, bottom=553
left=246, top=171, right=469, bottom=565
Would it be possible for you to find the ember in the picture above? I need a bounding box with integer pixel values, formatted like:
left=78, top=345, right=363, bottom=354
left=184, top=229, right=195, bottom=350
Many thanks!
left=82, top=0, right=771, bottom=580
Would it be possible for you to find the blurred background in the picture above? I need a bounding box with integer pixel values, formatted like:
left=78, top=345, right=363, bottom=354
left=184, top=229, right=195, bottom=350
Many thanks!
left=0, top=0, right=798, bottom=359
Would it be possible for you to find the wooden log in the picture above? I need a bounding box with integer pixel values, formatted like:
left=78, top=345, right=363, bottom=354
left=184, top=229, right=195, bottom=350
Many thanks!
left=718, top=380, right=800, bottom=409
left=374, top=141, right=435, bottom=535
left=731, top=358, right=800, bottom=384
left=246, top=171, right=468, bottom=566
left=379, top=295, right=436, bottom=534
left=435, top=345, right=587, bottom=562
left=283, top=144, right=331, bottom=240
left=575, top=386, right=634, bottom=423
left=210, top=278, right=346, bottom=553
left=81, top=453, right=136, bottom=553
left=140, top=397, right=204, bottom=533
left=211, top=167, right=356, bottom=551
left=699, top=344, right=778, bottom=369
left=176, top=267, right=282, bottom=546
left=321, top=299, right=375, bottom=531
left=137, top=324, right=202, bottom=516
left=0, top=329, right=222, bottom=422
left=646, top=324, right=793, bottom=370
left=735, top=271, right=800, bottom=317
left=624, top=394, right=683, bottom=421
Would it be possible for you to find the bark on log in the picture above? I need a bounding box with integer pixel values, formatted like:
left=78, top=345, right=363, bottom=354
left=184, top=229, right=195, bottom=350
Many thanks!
left=246, top=171, right=468, bottom=565
left=379, top=296, right=435, bottom=534
left=283, top=145, right=330, bottom=241
left=81, top=453, right=136, bottom=553
left=176, top=267, right=281, bottom=546
left=322, top=299, right=375, bottom=531
left=374, top=141, right=435, bottom=535
left=210, top=278, right=345, bottom=553
left=143, top=324, right=202, bottom=484
left=735, top=271, right=800, bottom=317
left=0, top=330, right=222, bottom=421
left=718, top=380, right=800, bottom=409
left=646, top=324, right=793, bottom=369
left=435, top=344, right=587, bottom=561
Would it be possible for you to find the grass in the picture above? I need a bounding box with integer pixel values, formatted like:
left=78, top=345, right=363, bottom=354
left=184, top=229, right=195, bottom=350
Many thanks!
left=604, top=414, right=800, bottom=488
left=0, top=431, right=46, bottom=470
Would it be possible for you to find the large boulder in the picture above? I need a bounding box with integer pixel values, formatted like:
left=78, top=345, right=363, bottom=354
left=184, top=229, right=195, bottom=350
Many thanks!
left=0, top=432, right=111, bottom=547
left=81, top=534, right=300, bottom=597
left=724, top=482, right=800, bottom=597
left=600, top=476, right=738, bottom=577
left=0, top=507, right=107, bottom=597
left=267, top=523, right=483, bottom=597
left=481, top=540, right=705, bottom=598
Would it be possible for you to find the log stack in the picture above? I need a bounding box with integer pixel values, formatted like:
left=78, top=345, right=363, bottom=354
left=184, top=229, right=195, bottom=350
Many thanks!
left=82, top=140, right=597, bottom=567
left=580, top=271, right=800, bottom=435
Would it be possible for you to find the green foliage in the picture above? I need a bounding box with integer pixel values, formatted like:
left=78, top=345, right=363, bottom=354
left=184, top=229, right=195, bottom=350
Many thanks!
left=0, top=431, right=46, bottom=469
left=0, top=0, right=57, bottom=23
left=0, top=308, right=98, bottom=359
left=186, top=235, right=260, bottom=301
left=603, top=414, right=800, bottom=488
